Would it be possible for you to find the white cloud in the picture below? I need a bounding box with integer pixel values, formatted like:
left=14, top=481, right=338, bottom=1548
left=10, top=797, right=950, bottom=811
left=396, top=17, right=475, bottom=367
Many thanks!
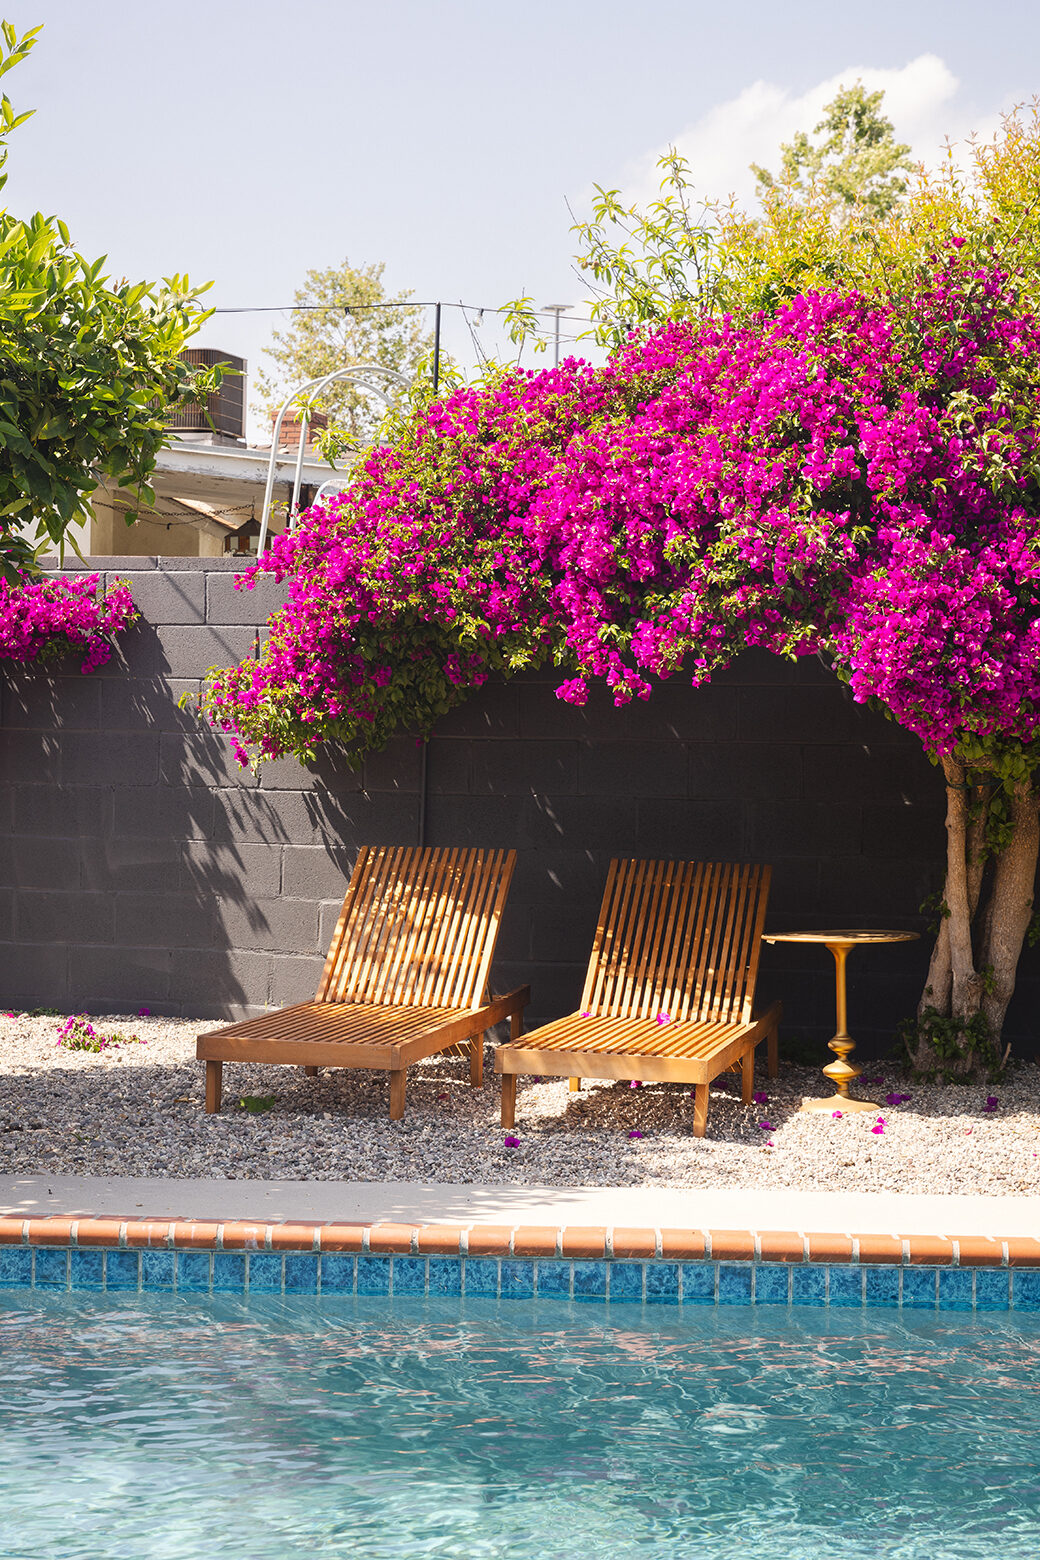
left=615, top=54, right=1003, bottom=213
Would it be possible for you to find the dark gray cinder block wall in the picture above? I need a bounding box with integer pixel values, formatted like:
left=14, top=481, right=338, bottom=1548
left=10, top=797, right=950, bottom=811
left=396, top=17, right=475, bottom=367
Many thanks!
left=1, top=559, right=1035, bottom=1054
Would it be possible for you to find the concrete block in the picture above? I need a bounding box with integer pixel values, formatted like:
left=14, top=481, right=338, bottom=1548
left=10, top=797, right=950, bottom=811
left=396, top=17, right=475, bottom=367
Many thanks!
left=122, top=570, right=207, bottom=625
left=469, top=740, right=579, bottom=797
left=635, top=799, right=744, bottom=859
left=281, top=846, right=353, bottom=901
left=738, top=685, right=858, bottom=745
left=423, top=739, right=471, bottom=795
left=6, top=838, right=80, bottom=891
left=68, top=944, right=171, bottom=1006
left=2, top=673, right=101, bottom=731
left=13, top=786, right=108, bottom=838
left=170, top=948, right=272, bottom=1015
left=517, top=676, right=737, bottom=744
left=61, top=731, right=160, bottom=787
left=215, top=897, right=320, bottom=955
left=529, top=900, right=602, bottom=964
left=435, top=683, right=519, bottom=738
left=861, top=803, right=946, bottom=861
left=180, top=840, right=281, bottom=900
left=114, top=892, right=214, bottom=949
left=0, top=889, right=13, bottom=942
left=578, top=741, right=687, bottom=798
left=0, top=731, right=62, bottom=786
left=270, top=953, right=326, bottom=1007
left=160, top=729, right=258, bottom=790
left=254, top=750, right=361, bottom=793
left=507, top=848, right=612, bottom=909
left=206, top=570, right=288, bottom=624
left=494, top=959, right=584, bottom=1027
left=112, top=785, right=215, bottom=841
left=818, top=855, right=932, bottom=921
left=17, top=891, right=114, bottom=944
left=689, top=743, right=801, bottom=801
left=711, top=647, right=834, bottom=687
left=154, top=624, right=256, bottom=679
left=100, top=677, right=199, bottom=733
left=157, top=555, right=242, bottom=571
left=80, top=837, right=186, bottom=893
left=0, top=941, right=68, bottom=1005
left=746, top=800, right=862, bottom=859
left=361, top=737, right=422, bottom=794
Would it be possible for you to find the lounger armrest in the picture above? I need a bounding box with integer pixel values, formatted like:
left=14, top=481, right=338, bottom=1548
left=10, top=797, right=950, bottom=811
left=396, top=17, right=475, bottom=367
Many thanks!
left=479, top=987, right=530, bottom=1028
left=752, top=998, right=783, bottom=1028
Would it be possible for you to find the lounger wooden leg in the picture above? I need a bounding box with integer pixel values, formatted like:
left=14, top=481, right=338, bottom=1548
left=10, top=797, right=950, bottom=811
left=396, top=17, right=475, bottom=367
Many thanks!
left=470, top=1035, right=484, bottom=1088
left=389, top=1068, right=407, bottom=1121
left=693, top=1083, right=709, bottom=1138
left=510, top=1008, right=522, bottom=1041
left=303, top=1066, right=319, bottom=1077
left=768, top=1024, right=779, bottom=1078
left=205, top=1060, right=222, bottom=1114
left=501, top=1072, right=516, bottom=1128
left=741, top=1049, right=754, bottom=1105
left=569, top=1077, right=582, bottom=1092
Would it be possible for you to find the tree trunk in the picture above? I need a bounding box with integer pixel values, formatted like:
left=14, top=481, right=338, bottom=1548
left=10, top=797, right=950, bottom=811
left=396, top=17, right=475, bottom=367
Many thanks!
left=979, top=781, right=1039, bottom=1039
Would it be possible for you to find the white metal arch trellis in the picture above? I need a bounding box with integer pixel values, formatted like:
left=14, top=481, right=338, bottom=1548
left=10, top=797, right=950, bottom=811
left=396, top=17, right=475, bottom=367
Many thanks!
left=257, top=363, right=410, bottom=553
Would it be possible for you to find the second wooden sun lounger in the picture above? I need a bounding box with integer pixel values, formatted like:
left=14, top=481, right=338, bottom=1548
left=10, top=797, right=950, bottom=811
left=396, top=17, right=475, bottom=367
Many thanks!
left=198, top=845, right=528, bottom=1121
left=495, top=857, right=779, bottom=1138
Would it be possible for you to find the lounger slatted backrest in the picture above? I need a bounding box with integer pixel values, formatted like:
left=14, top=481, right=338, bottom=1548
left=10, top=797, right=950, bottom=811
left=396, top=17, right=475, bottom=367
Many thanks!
left=315, top=845, right=517, bottom=1009
left=579, top=859, right=771, bottom=1025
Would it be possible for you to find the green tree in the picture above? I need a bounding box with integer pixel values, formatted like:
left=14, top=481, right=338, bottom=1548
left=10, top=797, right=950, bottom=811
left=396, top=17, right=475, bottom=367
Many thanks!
left=253, top=258, right=432, bottom=450
left=750, top=83, right=914, bottom=222
left=0, top=20, right=219, bottom=577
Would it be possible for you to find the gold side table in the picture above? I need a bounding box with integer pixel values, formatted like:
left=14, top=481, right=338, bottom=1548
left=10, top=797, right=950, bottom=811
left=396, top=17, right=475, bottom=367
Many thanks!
left=762, top=930, right=919, bottom=1113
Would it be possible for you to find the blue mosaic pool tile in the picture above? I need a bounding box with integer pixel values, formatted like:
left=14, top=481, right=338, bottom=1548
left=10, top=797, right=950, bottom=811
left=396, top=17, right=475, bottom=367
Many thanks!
left=356, top=1257, right=391, bottom=1296
left=573, top=1261, right=608, bottom=1301
left=175, top=1251, right=210, bottom=1293
left=974, top=1268, right=1010, bottom=1311
left=70, top=1248, right=105, bottom=1291
left=536, top=1261, right=571, bottom=1299
left=644, top=1262, right=680, bottom=1304
left=791, top=1266, right=827, bottom=1306
left=718, top=1264, right=753, bottom=1305
left=33, top=1248, right=68, bottom=1289
left=0, top=1246, right=32, bottom=1287
left=608, top=1263, right=644, bottom=1303
left=1012, top=1269, right=1040, bottom=1312
left=106, top=1250, right=141, bottom=1292
left=248, top=1253, right=283, bottom=1294
left=320, top=1254, right=356, bottom=1295
left=212, top=1253, right=247, bottom=1293
left=753, top=1265, right=790, bottom=1305
left=902, top=1268, right=938, bottom=1309
left=426, top=1258, right=461, bottom=1297
left=392, top=1258, right=427, bottom=1297
left=463, top=1259, right=499, bottom=1297
left=500, top=1261, right=535, bottom=1299
left=284, top=1254, right=319, bottom=1295
left=140, top=1251, right=174, bottom=1291
left=679, top=1263, right=715, bottom=1304
left=864, top=1266, right=900, bottom=1307
left=828, top=1266, right=864, bottom=1307
left=938, top=1268, right=974, bottom=1311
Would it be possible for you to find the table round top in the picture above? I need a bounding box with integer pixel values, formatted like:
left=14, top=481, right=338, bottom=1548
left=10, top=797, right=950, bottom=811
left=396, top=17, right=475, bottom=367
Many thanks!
left=762, top=929, right=920, bottom=945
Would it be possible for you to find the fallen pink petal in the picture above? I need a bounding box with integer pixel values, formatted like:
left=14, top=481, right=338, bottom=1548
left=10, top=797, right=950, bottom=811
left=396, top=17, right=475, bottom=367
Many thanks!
left=503, top=1135, right=520, bottom=1148
left=753, top=1091, right=769, bottom=1105
left=628, top=1129, right=644, bottom=1139
left=758, top=1120, right=773, bottom=1131
left=832, top=1110, right=843, bottom=1119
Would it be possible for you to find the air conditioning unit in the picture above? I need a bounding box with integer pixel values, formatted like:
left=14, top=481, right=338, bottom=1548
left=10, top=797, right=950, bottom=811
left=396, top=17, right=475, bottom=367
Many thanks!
left=166, top=349, right=246, bottom=442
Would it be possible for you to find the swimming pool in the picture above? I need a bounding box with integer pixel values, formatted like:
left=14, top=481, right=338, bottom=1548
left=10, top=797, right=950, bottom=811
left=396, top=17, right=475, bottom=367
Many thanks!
left=2, top=1292, right=1038, bottom=1557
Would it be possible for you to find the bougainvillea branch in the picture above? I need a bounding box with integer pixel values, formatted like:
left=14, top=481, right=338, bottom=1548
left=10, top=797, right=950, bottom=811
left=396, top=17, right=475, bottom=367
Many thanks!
left=0, top=572, right=137, bottom=671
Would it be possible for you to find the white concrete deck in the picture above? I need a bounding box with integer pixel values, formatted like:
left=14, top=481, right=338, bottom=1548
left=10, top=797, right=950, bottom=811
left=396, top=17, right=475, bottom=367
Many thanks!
left=1, top=1175, right=1038, bottom=1238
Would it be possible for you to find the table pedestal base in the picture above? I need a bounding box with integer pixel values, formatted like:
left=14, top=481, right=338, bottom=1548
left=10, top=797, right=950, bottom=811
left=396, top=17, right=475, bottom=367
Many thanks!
left=799, top=1093, right=879, bottom=1114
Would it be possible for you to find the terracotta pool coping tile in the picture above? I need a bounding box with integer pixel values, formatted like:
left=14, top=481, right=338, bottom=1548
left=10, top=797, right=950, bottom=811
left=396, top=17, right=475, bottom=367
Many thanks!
left=907, top=1235, right=954, bottom=1265
left=0, top=1217, right=24, bottom=1245
left=560, top=1227, right=607, bottom=1259
left=808, top=1233, right=854, bottom=1263
left=416, top=1225, right=466, bottom=1256
left=857, top=1234, right=905, bottom=1265
left=955, top=1237, right=1004, bottom=1267
left=30, top=1218, right=76, bottom=1247
left=660, top=1229, right=707, bottom=1260
left=74, top=1218, right=126, bottom=1248
left=219, top=1222, right=267, bottom=1251
left=123, top=1221, right=174, bottom=1249
left=319, top=1225, right=368, bottom=1253
left=757, top=1231, right=804, bottom=1263
left=366, top=1223, right=419, bottom=1254
left=170, top=1221, right=221, bottom=1249
left=512, top=1226, right=560, bottom=1259
left=1006, top=1238, right=1040, bottom=1267
left=269, top=1222, right=323, bottom=1251
left=467, top=1225, right=517, bottom=1257
left=611, top=1227, right=657, bottom=1260
left=707, top=1229, right=755, bottom=1262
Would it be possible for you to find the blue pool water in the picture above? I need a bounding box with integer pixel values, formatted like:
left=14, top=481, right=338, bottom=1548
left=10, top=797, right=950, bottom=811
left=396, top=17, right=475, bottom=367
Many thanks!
left=1, top=1292, right=1039, bottom=1558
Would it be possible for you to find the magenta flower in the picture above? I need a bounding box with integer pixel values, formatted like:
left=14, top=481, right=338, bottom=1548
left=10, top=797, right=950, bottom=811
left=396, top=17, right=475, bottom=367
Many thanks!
left=832, top=1110, right=843, bottom=1119
left=885, top=1092, right=911, bottom=1106
left=504, top=1135, right=520, bottom=1148
left=655, top=1011, right=672, bottom=1025
left=871, top=1120, right=885, bottom=1135
left=138, top=1007, right=151, bottom=1017
left=630, top=1080, right=642, bottom=1089
left=753, top=1091, right=768, bottom=1105
left=983, top=1096, right=999, bottom=1112
left=758, top=1120, right=773, bottom=1131
left=628, top=1128, right=644, bottom=1139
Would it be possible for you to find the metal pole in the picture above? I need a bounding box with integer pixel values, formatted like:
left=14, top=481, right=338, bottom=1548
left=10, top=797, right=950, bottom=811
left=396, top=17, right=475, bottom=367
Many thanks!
left=432, top=302, right=442, bottom=392
left=289, top=406, right=309, bottom=529
left=554, top=310, right=561, bottom=368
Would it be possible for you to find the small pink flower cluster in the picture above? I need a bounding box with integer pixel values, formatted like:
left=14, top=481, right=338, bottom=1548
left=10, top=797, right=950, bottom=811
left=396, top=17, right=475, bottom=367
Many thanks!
left=200, top=254, right=1040, bottom=775
left=0, top=572, right=137, bottom=672
left=56, top=1014, right=146, bottom=1053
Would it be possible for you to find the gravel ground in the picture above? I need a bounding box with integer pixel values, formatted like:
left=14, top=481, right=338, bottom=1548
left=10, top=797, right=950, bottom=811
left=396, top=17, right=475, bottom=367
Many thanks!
left=1, top=1011, right=1039, bottom=1193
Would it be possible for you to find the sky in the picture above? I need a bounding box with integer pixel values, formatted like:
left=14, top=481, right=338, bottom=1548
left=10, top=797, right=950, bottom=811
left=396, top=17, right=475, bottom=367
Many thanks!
left=5, top=0, right=1040, bottom=438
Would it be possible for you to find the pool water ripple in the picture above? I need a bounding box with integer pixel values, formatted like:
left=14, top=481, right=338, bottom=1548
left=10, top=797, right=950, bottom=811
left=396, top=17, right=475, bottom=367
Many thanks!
left=0, top=1293, right=1038, bottom=1557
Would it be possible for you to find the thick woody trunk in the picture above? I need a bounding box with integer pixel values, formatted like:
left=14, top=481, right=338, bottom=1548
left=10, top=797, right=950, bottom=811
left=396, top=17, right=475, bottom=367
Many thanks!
left=912, top=766, right=1039, bottom=1077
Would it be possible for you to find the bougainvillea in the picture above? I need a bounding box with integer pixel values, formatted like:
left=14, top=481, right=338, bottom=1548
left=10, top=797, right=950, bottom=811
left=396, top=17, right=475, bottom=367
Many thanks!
left=199, top=253, right=1040, bottom=1065
left=0, top=572, right=137, bottom=672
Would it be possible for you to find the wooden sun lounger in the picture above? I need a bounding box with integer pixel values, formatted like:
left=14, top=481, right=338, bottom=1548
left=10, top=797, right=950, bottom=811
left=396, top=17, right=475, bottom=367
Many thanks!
left=198, top=845, right=528, bottom=1121
left=495, top=858, right=779, bottom=1138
